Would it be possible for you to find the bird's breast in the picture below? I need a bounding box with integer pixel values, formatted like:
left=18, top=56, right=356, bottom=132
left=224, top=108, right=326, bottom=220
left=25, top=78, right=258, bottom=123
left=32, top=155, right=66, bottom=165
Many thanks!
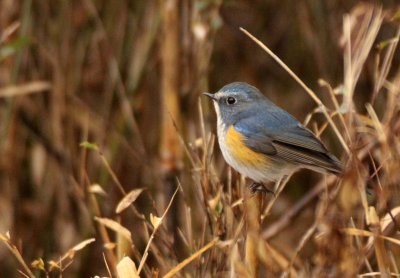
left=216, top=123, right=293, bottom=182
left=223, top=125, right=267, bottom=167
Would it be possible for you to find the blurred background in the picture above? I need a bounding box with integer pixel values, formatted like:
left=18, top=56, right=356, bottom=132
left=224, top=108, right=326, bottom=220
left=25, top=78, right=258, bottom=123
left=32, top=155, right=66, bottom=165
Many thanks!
left=1, top=0, right=400, bottom=277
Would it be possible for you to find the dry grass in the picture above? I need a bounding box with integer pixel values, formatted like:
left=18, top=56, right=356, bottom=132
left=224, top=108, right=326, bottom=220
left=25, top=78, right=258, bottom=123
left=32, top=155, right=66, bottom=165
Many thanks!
left=1, top=1, right=400, bottom=277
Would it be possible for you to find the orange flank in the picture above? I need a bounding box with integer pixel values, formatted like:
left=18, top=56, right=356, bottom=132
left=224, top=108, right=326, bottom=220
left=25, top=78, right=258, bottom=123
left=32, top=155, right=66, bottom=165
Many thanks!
left=225, top=126, right=267, bottom=167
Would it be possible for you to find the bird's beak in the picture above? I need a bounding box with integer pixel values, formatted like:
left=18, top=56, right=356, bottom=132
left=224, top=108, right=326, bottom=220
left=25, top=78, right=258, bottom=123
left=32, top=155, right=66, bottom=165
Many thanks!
left=203, top=92, right=217, bottom=101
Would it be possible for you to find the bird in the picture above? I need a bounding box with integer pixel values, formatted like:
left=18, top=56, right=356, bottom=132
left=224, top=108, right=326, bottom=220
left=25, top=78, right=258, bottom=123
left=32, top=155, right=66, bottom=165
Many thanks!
left=203, top=82, right=343, bottom=193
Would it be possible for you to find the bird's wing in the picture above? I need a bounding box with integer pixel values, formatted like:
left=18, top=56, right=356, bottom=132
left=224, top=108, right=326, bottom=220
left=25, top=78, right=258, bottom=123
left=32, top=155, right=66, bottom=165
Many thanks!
left=234, top=118, right=342, bottom=174
left=272, top=124, right=329, bottom=153
left=271, top=125, right=342, bottom=174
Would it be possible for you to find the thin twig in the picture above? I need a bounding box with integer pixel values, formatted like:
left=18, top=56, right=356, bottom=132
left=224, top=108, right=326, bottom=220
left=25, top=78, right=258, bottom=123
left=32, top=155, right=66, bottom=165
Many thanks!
left=137, top=184, right=181, bottom=274
left=240, top=27, right=350, bottom=154
left=163, top=238, right=218, bottom=278
left=262, top=175, right=337, bottom=239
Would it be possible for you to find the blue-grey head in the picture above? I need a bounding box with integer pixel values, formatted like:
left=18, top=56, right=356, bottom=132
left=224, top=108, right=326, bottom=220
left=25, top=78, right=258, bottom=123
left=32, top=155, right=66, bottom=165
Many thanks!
left=203, top=82, right=270, bottom=126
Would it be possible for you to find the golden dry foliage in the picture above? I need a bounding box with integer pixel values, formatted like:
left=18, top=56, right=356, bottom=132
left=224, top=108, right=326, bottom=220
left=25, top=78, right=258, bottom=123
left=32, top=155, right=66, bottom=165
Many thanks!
left=0, top=1, right=400, bottom=277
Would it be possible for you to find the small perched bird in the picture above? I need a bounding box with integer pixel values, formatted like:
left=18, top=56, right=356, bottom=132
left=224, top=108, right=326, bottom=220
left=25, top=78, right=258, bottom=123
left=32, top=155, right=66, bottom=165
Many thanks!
left=204, top=82, right=342, bottom=193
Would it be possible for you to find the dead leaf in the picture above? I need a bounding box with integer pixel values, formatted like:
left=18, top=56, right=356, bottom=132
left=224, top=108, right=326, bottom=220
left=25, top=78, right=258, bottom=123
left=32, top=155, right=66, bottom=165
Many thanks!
left=0, top=81, right=51, bottom=97
left=31, top=258, right=45, bottom=271
left=89, top=184, right=107, bottom=196
left=115, top=189, right=144, bottom=214
left=117, top=256, right=139, bottom=278
left=94, top=217, right=132, bottom=243
left=150, top=213, right=162, bottom=229
left=104, top=242, right=116, bottom=250
left=71, top=238, right=95, bottom=252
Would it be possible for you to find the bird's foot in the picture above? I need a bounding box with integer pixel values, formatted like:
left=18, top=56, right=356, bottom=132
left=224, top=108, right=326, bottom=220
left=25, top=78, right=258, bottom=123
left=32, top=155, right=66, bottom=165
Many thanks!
left=249, top=182, right=275, bottom=196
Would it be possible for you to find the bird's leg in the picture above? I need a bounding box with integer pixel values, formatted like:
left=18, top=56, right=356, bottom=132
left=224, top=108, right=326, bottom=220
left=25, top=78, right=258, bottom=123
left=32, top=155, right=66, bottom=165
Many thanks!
left=249, top=182, right=275, bottom=196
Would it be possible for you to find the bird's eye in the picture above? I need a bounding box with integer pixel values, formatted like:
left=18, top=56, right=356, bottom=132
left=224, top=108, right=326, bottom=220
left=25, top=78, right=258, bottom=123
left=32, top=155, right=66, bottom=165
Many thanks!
left=226, top=97, right=236, bottom=105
